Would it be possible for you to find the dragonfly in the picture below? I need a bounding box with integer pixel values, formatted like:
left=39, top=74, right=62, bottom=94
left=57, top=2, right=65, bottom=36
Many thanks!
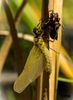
left=14, top=10, right=60, bottom=93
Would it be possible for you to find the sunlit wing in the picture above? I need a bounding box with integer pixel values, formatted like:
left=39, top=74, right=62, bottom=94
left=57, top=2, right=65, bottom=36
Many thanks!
left=14, top=45, right=47, bottom=93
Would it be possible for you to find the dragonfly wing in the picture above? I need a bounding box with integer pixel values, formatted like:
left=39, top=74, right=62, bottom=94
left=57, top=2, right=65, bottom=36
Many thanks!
left=14, top=45, right=46, bottom=93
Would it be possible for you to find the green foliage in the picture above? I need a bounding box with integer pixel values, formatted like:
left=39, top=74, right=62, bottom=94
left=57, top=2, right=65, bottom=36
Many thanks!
left=63, top=0, right=73, bottom=23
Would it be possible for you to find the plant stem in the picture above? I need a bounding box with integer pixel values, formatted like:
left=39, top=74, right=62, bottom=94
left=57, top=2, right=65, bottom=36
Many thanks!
left=41, top=0, right=50, bottom=100
left=49, top=0, right=63, bottom=100
left=36, top=0, right=50, bottom=100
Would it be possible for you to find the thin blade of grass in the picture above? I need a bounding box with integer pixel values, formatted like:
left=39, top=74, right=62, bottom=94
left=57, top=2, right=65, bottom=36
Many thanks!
left=58, top=77, right=73, bottom=83
left=49, top=0, right=63, bottom=100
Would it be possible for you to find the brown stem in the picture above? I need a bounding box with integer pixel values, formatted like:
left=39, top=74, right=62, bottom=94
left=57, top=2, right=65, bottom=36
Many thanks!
left=42, top=0, right=49, bottom=48
left=49, top=0, right=63, bottom=100
left=41, top=0, right=49, bottom=20
left=41, top=0, right=50, bottom=100
left=36, top=0, right=50, bottom=100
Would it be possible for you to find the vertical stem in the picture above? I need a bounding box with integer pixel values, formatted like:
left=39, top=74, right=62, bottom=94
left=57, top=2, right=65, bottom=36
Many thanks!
left=49, top=0, right=63, bottom=100
left=35, top=75, right=43, bottom=100
left=41, top=0, right=49, bottom=20
left=42, top=0, right=49, bottom=47
left=42, top=0, right=50, bottom=100
left=36, top=0, right=49, bottom=100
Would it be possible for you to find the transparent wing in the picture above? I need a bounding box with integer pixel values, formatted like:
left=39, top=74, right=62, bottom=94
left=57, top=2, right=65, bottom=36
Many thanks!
left=14, top=45, right=46, bottom=93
